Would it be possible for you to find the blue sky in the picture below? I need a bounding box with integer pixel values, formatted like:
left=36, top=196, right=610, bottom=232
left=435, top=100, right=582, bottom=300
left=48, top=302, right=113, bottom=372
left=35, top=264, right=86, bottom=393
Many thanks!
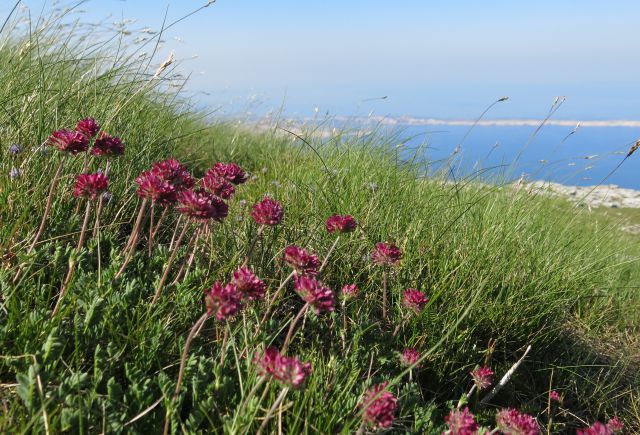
left=4, top=0, right=640, bottom=119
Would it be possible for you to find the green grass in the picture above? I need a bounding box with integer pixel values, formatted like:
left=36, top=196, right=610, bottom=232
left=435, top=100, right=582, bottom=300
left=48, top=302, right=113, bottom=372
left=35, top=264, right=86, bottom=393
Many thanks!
left=1, top=7, right=640, bottom=434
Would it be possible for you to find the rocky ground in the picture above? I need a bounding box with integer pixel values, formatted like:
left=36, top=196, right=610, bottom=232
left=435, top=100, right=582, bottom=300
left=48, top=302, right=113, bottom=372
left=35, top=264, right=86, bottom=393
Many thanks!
left=527, top=181, right=640, bottom=209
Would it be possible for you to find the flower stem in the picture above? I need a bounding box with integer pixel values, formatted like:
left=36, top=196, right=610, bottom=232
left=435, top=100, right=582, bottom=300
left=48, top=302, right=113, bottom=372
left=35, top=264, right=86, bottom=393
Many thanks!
left=152, top=221, right=190, bottom=304
left=148, top=202, right=155, bottom=257
left=382, top=267, right=388, bottom=321
left=242, top=224, right=264, bottom=267
left=162, top=312, right=209, bottom=435
left=169, top=214, right=183, bottom=250
left=151, top=206, right=169, bottom=240
left=318, top=235, right=340, bottom=275
left=51, top=200, right=92, bottom=318
left=256, top=387, right=289, bottom=435
left=170, top=225, right=201, bottom=286
left=392, top=312, right=411, bottom=337
left=281, top=302, right=309, bottom=353
left=258, top=271, right=295, bottom=329
left=91, top=161, right=110, bottom=239
left=115, top=198, right=148, bottom=279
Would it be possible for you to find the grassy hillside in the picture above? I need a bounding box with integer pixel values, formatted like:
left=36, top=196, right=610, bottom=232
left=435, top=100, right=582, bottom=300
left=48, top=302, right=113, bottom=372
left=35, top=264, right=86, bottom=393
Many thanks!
left=1, top=8, right=639, bottom=434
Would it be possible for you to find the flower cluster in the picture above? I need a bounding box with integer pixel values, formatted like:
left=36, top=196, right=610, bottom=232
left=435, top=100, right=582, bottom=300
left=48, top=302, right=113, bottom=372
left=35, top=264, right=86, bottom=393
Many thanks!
left=254, top=346, right=312, bottom=389
left=495, top=408, right=540, bottom=435
left=202, top=172, right=235, bottom=199
left=73, top=173, right=109, bottom=200
left=91, top=132, right=125, bottom=156
left=204, top=282, right=243, bottom=320
left=294, top=275, right=335, bottom=314
left=210, top=162, right=248, bottom=185
left=283, top=245, right=319, bottom=276
left=251, top=196, right=284, bottom=226
left=360, top=382, right=397, bottom=429
left=325, top=214, right=357, bottom=233
left=75, top=117, right=100, bottom=139
left=177, top=189, right=228, bottom=221
left=341, top=284, right=359, bottom=299
left=470, top=365, right=494, bottom=390
left=400, top=348, right=420, bottom=367
left=549, top=390, right=561, bottom=402
left=445, top=407, right=479, bottom=435
left=403, top=289, right=429, bottom=313
left=48, top=129, right=89, bottom=154
left=151, top=159, right=195, bottom=191
left=371, top=242, right=402, bottom=266
left=577, top=418, right=624, bottom=435
left=136, top=171, right=177, bottom=205
left=232, top=267, right=266, bottom=300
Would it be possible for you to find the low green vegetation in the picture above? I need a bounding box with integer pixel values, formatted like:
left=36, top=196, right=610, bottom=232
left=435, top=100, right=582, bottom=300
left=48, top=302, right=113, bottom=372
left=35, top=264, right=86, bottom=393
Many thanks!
left=1, top=7, right=639, bottom=434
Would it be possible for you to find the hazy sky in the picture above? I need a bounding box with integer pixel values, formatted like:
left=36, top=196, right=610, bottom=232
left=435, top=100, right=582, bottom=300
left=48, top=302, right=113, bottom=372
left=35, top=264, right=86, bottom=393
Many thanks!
left=4, top=0, right=640, bottom=119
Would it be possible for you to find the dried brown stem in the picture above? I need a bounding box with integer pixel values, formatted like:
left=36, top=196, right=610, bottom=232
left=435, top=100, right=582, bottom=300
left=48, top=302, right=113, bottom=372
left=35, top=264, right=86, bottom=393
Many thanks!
left=152, top=221, right=190, bottom=304
left=115, top=198, right=148, bottom=279
left=281, top=302, right=309, bottom=353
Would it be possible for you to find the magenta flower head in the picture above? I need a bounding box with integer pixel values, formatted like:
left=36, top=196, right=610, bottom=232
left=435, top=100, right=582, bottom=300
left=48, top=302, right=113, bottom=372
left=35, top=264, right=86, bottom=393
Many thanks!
left=202, top=172, right=235, bottom=200
left=294, top=275, right=335, bottom=314
left=151, top=159, right=195, bottom=191
left=341, top=284, right=359, bottom=299
left=91, top=132, right=124, bottom=156
left=325, top=214, right=357, bottom=233
left=75, top=118, right=100, bottom=139
left=470, top=366, right=494, bottom=390
left=360, top=382, right=397, bottom=429
left=177, top=189, right=229, bottom=221
left=403, top=289, right=429, bottom=314
left=73, top=173, right=109, bottom=200
left=232, top=267, right=266, bottom=300
left=495, top=408, right=540, bottom=435
left=607, top=416, right=624, bottom=434
left=576, top=422, right=613, bottom=435
left=445, top=407, right=479, bottom=435
left=204, top=282, right=243, bottom=320
left=400, top=348, right=420, bottom=367
left=549, top=390, right=561, bottom=402
left=371, top=242, right=402, bottom=266
left=250, top=196, right=284, bottom=226
left=135, top=170, right=177, bottom=205
left=283, top=245, right=319, bottom=276
left=48, top=129, right=89, bottom=154
left=211, top=162, right=248, bottom=185
left=254, top=347, right=311, bottom=389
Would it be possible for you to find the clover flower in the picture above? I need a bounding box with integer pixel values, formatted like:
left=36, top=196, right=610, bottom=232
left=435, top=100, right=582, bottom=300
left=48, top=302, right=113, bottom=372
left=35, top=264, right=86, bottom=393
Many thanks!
left=549, top=390, right=560, bottom=402
left=151, top=158, right=195, bottom=191
left=232, top=267, right=266, bottom=300
left=293, top=275, right=335, bottom=314
left=91, top=132, right=124, bottom=156
left=360, top=382, right=397, bottom=429
left=73, top=172, right=109, bottom=200
left=470, top=366, right=494, bottom=390
left=495, top=408, right=540, bottom=435
left=325, top=214, right=357, bottom=233
left=371, top=242, right=402, bottom=266
left=283, top=245, right=319, bottom=276
left=445, top=407, right=479, bottom=435
left=254, top=346, right=312, bottom=389
left=341, top=284, right=359, bottom=299
left=400, top=348, right=420, bottom=367
left=135, top=171, right=177, bottom=205
left=177, top=189, right=228, bottom=221
left=8, top=144, right=22, bottom=155
left=576, top=422, right=613, bottom=435
left=202, top=172, right=235, bottom=199
left=48, top=129, right=89, bottom=154
left=75, top=117, right=100, bottom=139
left=210, top=162, right=247, bottom=184
left=204, top=282, right=243, bottom=320
left=607, top=416, right=624, bottom=434
left=250, top=196, right=284, bottom=226
left=403, top=289, right=429, bottom=313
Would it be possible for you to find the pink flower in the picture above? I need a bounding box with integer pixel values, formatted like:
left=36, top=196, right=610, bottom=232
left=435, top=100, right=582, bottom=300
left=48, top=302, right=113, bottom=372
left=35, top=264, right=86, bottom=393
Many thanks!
left=210, top=162, right=247, bottom=185
left=254, top=347, right=311, bottom=389
left=91, top=132, right=124, bottom=156
left=232, top=267, right=266, bottom=300
left=202, top=172, right=235, bottom=199
left=250, top=196, right=284, bottom=226
left=48, top=129, right=89, bottom=154
left=325, top=214, right=357, bottom=233
left=151, top=159, right=195, bottom=191
left=470, top=366, right=494, bottom=390
left=177, top=189, right=228, bottom=221
left=403, top=289, right=429, bottom=313
left=204, top=282, right=243, bottom=320
left=607, top=417, right=624, bottom=434
left=341, top=284, right=359, bottom=299
left=283, top=245, right=319, bottom=276
left=360, top=382, right=397, bottom=429
left=549, top=390, right=561, bottom=402
left=400, top=348, right=420, bottom=367
left=445, top=407, right=479, bottom=435
left=75, top=118, right=100, bottom=139
left=495, top=408, right=540, bottom=435
left=576, top=422, right=614, bottom=435
left=371, top=242, right=402, bottom=266
left=135, top=171, right=177, bottom=205
left=294, top=275, right=335, bottom=314
left=73, top=173, right=109, bottom=200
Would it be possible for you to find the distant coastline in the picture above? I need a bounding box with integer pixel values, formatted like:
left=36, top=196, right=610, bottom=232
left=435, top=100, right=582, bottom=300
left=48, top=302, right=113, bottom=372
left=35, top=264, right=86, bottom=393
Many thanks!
left=327, top=116, right=640, bottom=128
